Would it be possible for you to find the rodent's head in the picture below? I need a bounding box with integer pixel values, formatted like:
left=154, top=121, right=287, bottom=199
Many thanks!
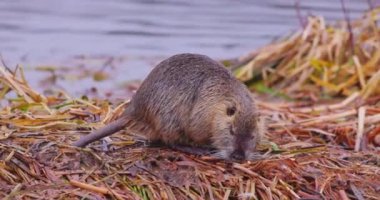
left=210, top=85, right=260, bottom=161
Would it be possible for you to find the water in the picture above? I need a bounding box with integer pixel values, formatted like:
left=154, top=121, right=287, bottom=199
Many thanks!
left=0, top=0, right=374, bottom=97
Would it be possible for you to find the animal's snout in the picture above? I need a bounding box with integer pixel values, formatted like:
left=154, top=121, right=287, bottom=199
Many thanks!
left=230, top=149, right=245, bottom=160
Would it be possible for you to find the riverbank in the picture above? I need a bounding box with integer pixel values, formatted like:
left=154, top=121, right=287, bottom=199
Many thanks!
left=1, top=9, right=379, bottom=200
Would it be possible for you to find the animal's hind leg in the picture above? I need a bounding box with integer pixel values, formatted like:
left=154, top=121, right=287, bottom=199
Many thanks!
left=145, top=140, right=165, bottom=147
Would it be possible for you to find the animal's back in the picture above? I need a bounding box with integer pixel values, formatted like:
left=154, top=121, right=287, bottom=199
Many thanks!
left=124, top=53, right=234, bottom=143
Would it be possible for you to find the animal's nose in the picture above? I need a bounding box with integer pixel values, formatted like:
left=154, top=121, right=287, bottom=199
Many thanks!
left=230, top=150, right=245, bottom=160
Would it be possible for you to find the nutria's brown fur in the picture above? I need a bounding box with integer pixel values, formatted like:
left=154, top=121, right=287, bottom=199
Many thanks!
left=73, top=53, right=260, bottom=160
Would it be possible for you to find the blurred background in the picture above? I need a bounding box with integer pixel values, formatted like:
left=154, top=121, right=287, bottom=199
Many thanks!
left=0, top=0, right=376, bottom=97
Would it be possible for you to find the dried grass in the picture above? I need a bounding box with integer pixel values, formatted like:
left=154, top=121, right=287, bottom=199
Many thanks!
left=234, top=8, right=380, bottom=101
left=1, top=9, right=380, bottom=200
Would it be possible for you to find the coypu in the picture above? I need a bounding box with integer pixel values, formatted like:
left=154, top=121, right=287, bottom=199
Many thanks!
left=73, top=53, right=260, bottom=160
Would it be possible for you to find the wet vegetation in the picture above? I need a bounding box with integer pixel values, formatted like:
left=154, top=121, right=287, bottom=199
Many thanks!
left=1, top=8, right=380, bottom=200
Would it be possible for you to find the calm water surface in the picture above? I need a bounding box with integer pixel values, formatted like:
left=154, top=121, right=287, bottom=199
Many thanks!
left=0, top=0, right=374, bottom=96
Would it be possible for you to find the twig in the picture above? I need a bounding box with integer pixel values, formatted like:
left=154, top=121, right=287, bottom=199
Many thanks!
left=233, top=163, right=272, bottom=185
left=366, top=0, right=374, bottom=10
left=353, top=56, right=366, bottom=89
left=0, top=65, right=33, bottom=103
left=355, top=106, right=366, bottom=151
left=3, top=184, right=22, bottom=200
left=365, top=113, right=380, bottom=124
left=294, top=0, right=306, bottom=29
left=292, top=92, right=360, bottom=113
left=338, top=190, right=350, bottom=200
left=296, top=109, right=357, bottom=126
left=69, top=179, right=124, bottom=200
left=340, top=0, right=355, bottom=56
left=0, top=54, right=14, bottom=74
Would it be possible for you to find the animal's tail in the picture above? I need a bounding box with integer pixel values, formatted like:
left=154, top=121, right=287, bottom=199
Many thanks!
left=73, top=116, right=132, bottom=147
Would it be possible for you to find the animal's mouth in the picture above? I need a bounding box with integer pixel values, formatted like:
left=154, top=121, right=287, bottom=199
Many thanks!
left=229, top=149, right=246, bottom=161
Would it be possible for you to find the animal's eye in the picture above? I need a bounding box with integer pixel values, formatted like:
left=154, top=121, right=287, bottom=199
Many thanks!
left=226, top=107, right=236, bottom=116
